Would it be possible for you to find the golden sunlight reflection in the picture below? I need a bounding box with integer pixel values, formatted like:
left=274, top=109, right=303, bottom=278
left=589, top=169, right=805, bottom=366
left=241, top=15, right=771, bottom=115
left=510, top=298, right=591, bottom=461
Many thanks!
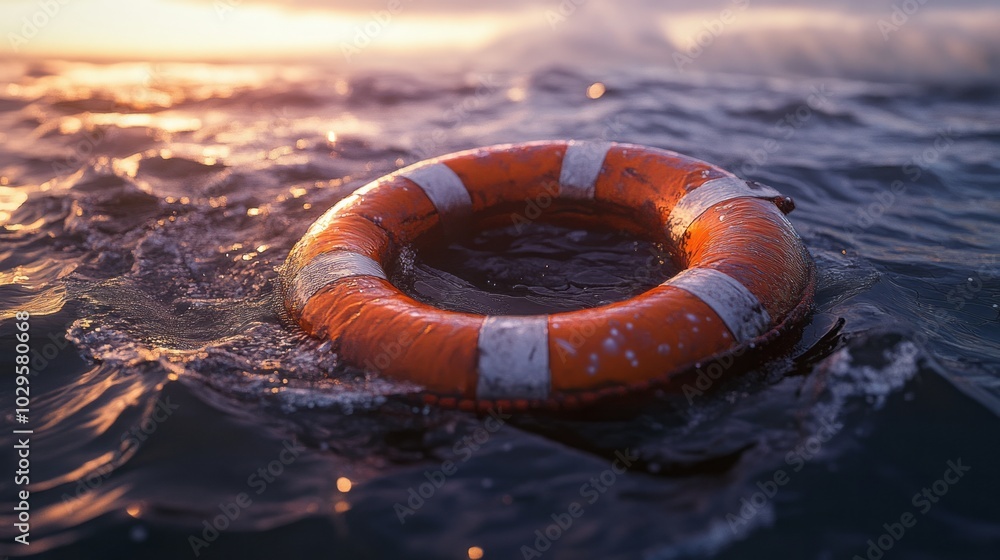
left=38, top=485, right=132, bottom=528
left=0, top=261, right=77, bottom=288
left=337, top=477, right=352, bottom=492
left=506, top=87, right=527, bottom=102
left=88, top=113, right=202, bottom=133
left=586, top=82, right=606, bottom=99
left=0, top=286, right=66, bottom=321
left=32, top=451, right=117, bottom=493
left=38, top=355, right=154, bottom=434
left=0, top=186, right=28, bottom=224
left=3, top=61, right=307, bottom=114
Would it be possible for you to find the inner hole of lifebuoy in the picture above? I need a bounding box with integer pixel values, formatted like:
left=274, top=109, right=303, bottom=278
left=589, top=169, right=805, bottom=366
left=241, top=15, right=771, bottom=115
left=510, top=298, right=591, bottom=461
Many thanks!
left=390, top=200, right=681, bottom=315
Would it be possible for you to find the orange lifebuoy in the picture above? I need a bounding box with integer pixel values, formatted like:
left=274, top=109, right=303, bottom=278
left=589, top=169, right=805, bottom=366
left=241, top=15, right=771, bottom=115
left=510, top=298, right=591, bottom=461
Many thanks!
left=280, top=141, right=814, bottom=410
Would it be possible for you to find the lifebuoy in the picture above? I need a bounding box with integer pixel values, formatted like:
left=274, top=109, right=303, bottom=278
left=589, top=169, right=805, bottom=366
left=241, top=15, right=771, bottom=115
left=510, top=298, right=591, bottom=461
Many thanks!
left=280, top=141, right=814, bottom=410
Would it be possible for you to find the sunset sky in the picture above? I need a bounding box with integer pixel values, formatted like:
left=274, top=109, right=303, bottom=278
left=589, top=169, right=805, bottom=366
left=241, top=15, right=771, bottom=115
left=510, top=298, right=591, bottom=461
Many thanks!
left=2, top=0, right=997, bottom=84
left=2, top=0, right=989, bottom=60
left=1, top=0, right=520, bottom=60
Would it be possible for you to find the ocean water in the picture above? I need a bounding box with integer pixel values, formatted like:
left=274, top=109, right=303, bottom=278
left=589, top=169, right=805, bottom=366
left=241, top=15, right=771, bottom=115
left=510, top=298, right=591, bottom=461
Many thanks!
left=2, top=2, right=1000, bottom=558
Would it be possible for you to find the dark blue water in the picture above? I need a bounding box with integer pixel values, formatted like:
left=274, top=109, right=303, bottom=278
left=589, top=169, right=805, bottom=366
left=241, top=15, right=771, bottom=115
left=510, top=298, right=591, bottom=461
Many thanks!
left=1, top=29, right=999, bottom=560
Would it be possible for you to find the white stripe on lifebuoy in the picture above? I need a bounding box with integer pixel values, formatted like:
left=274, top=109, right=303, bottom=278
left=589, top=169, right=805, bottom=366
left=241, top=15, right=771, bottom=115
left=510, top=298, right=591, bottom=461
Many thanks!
left=399, top=162, right=473, bottom=219
left=291, top=251, right=386, bottom=313
left=667, top=177, right=781, bottom=243
left=664, top=267, right=771, bottom=343
left=476, top=316, right=551, bottom=399
left=558, top=141, right=612, bottom=199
